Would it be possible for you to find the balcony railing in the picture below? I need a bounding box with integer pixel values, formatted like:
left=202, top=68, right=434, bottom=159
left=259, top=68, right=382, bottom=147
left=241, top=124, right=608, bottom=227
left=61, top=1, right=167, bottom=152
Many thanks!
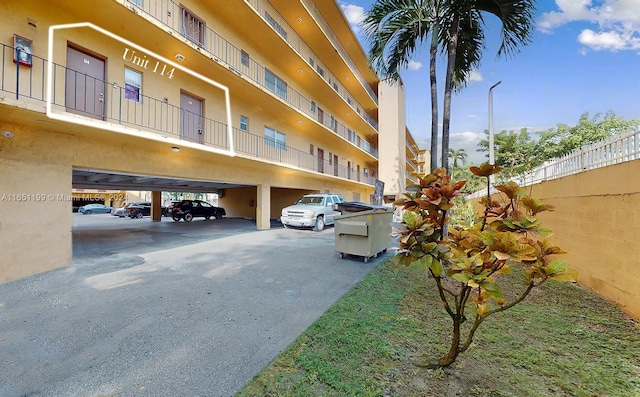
left=300, top=0, right=379, bottom=103
left=246, top=0, right=379, bottom=112
left=122, top=0, right=378, bottom=155
left=0, top=43, right=375, bottom=186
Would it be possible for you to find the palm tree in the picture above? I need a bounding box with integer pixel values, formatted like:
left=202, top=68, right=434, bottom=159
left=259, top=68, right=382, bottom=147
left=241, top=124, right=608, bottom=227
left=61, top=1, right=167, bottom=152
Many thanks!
left=440, top=0, right=537, bottom=172
left=364, top=0, right=446, bottom=173
left=448, top=147, right=467, bottom=180
left=364, top=0, right=537, bottom=173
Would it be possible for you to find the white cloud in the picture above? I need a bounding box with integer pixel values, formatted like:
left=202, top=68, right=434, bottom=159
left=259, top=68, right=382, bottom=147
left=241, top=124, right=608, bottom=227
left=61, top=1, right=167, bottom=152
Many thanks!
left=340, top=3, right=366, bottom=33
left=468, top=69, right=483, bottom=82
left=449, top=131, right=487, bottom=164
left=467, top=114, right=478, bottom=119
left=407, top=60, right=423, bottom=70
left=578, top=29, right=628, bottom=51
left=539, top=0, right=640, bottom=52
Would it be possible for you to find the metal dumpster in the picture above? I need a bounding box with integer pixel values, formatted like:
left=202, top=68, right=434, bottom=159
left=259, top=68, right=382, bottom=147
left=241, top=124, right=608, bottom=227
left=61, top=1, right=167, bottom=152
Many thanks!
left=334, top=202, right=394, bottom=262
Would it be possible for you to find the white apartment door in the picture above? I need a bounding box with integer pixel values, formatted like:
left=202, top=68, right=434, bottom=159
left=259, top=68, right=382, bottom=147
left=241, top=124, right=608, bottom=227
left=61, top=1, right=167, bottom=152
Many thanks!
left=65, top=46, right=106, bottom=119
left=180, top=91, right=203, bottom=143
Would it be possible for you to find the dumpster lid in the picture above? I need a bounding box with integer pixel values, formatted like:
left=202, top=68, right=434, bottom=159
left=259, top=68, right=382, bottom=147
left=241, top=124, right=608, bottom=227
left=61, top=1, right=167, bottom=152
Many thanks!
left=335, top=201, right=391, bottom=213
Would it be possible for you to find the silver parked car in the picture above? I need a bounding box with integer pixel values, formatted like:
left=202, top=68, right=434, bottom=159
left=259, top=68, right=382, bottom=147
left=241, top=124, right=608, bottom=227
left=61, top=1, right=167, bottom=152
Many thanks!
left=79, top=203, right=114, bottom=214
left=280, top=193, right=345, bottom=231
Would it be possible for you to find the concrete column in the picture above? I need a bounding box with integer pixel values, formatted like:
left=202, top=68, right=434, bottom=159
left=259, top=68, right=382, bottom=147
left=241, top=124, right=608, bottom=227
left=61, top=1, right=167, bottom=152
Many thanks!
left=256, top=183, right=271, bottom=230
left=151, top=191, right=162, bottom=222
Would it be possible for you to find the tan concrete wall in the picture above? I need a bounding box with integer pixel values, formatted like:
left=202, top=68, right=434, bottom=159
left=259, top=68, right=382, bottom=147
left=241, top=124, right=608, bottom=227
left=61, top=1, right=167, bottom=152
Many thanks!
left=378, top=79, right=406, bottom=197
left=471, top=161, right=640, bottom=320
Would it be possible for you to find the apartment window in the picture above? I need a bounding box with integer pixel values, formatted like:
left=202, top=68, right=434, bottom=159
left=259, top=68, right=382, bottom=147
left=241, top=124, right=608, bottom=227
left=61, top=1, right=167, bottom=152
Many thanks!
left=328, top=152, right=332, bottom=165
left=265, top=12, right=287, bottom=39
left=364, top=168, right=369, bottom=177
left=241, top=51, right=249, bottom=67
left=309, top=58, right=315, bottom=68
left=265, top=69, right=287, bottom=99
left=265, top=126, right=286, bottom=149
left=357, top=136, right=362, bottom=147
left=347, top=97, right=352, bottom=106
left=330, top=116, right=337, bottom=132
left=240, top=115, right=248, bottom=131
left=357, top=107, right=361, bottom=115
left=182, top=7, right=205, bottom=46
left=310, top=144, right=314, bottom=155
left=317, top=66, right=324, bottom=78
left=348, top=129, right=356, bottom=143
left=332, top=82, right=338, bottom=91
left=124, top=68, right=142, bottom=102
left=310, top=101, right=316, bottom=113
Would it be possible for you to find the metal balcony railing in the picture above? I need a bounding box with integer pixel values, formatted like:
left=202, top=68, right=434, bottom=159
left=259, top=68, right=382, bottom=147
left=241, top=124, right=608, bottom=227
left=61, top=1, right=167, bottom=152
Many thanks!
left=0, top=43, right=376, bottom=186
left=121, top=0, right=378, bottom=156
left=299, top=0, right=379, bottom=103
left=246, top=0, right=379, bottom=112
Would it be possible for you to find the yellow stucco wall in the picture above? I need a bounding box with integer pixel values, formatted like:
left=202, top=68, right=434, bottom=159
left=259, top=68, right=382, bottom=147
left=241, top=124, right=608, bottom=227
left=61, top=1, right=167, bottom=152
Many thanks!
left=471, top=162, right=640, bottom=320
left=0, top=114, right=374, bottom=282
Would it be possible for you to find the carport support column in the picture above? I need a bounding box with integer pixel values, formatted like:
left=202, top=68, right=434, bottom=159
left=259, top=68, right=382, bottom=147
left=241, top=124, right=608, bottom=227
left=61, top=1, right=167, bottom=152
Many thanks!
left=256, top=183, right=271, bottom=230
left=151, top=191, right=162, bottom=222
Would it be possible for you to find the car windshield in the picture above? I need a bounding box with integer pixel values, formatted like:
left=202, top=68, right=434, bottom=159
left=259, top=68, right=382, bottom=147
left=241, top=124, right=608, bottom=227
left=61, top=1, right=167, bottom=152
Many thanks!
left=297, top=197, right=323, bottom=205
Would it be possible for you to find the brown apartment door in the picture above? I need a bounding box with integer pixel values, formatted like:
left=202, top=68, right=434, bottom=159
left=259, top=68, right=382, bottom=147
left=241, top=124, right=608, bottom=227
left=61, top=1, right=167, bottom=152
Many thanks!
left=333, top=154, right=338, bottom=176
left=317, top=107, right=324, bottom=125
left=65, top=46, right=106, bottom=119
left=317, top=148, right=324, bottom=173
left=180, top=91, right=204, bottom=143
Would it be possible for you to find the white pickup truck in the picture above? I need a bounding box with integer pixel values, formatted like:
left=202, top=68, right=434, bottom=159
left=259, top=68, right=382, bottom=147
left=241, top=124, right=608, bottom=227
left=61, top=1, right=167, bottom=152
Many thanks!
left=280, top=193, right=346, bottom=231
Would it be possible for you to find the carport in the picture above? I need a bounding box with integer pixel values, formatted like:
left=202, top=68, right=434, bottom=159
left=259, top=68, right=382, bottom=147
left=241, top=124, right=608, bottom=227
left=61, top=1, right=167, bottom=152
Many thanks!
left=72, top=168, right=250, bottom=222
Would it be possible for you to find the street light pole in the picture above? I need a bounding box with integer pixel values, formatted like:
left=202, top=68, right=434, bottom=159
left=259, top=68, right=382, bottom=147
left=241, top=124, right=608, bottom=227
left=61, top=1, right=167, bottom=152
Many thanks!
left=488, top=81, right=502, bottom=167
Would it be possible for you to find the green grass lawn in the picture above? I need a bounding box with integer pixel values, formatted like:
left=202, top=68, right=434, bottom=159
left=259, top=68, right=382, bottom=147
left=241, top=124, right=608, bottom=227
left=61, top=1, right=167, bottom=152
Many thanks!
left=237, top=259, right=640, bottom=397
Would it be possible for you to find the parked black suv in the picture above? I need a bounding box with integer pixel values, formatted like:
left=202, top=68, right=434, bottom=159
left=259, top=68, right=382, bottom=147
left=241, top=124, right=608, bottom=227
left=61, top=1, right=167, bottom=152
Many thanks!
left=171, top=199, right=225, bottom=222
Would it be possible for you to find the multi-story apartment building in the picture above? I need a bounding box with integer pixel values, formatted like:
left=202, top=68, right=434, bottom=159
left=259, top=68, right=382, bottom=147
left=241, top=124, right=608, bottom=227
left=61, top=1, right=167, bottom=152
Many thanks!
left=0, top=0, right=426, bottom=282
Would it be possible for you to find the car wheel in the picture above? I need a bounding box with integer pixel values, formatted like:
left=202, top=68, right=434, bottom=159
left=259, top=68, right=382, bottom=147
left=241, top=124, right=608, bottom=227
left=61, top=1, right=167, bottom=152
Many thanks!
left=172, top=214, right=181, bottom=222
left=282, top=223, right=289, bottom=229
left=215, top=211, right=224, bottom=219
left=135, top=212, right=143, bottom=219
left=85, top=210, right=92, bottom=215
left=204, top=215, right=211, bottom=220
left=184, top=212, right=193, bottom=222
left=313, top=216, right=325, bottom=232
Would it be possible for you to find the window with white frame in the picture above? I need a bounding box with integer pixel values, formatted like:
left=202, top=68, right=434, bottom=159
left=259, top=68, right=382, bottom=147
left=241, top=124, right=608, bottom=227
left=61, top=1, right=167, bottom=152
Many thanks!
left=310, top=101, right=316, bottom=113
left=240, top=115, right=248, bottom=131
left=330, top=116, right=337, bottom=132
left=124, top=68, right=142, bottom=102
left=265, top=69, right=287, bottom=99
left=265, top=126, right=286, bottom=149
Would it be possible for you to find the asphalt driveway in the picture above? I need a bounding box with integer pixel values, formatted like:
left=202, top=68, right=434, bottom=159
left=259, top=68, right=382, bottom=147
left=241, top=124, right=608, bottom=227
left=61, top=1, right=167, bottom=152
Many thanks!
left=0, top=215, right=391, bottom=396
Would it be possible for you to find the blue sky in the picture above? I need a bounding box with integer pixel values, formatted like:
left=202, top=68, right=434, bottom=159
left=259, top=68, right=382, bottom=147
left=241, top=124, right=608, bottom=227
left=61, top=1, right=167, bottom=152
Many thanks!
left=338, top=0, right=640, bottom=164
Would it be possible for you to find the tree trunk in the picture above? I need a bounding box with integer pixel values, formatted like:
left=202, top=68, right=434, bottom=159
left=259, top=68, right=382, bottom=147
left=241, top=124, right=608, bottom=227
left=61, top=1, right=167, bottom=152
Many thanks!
left=441, top=14, right=460, bottom=172
left=429, top=24, right=439, bottom=173
left=438, top=315, right=462, bottom=367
